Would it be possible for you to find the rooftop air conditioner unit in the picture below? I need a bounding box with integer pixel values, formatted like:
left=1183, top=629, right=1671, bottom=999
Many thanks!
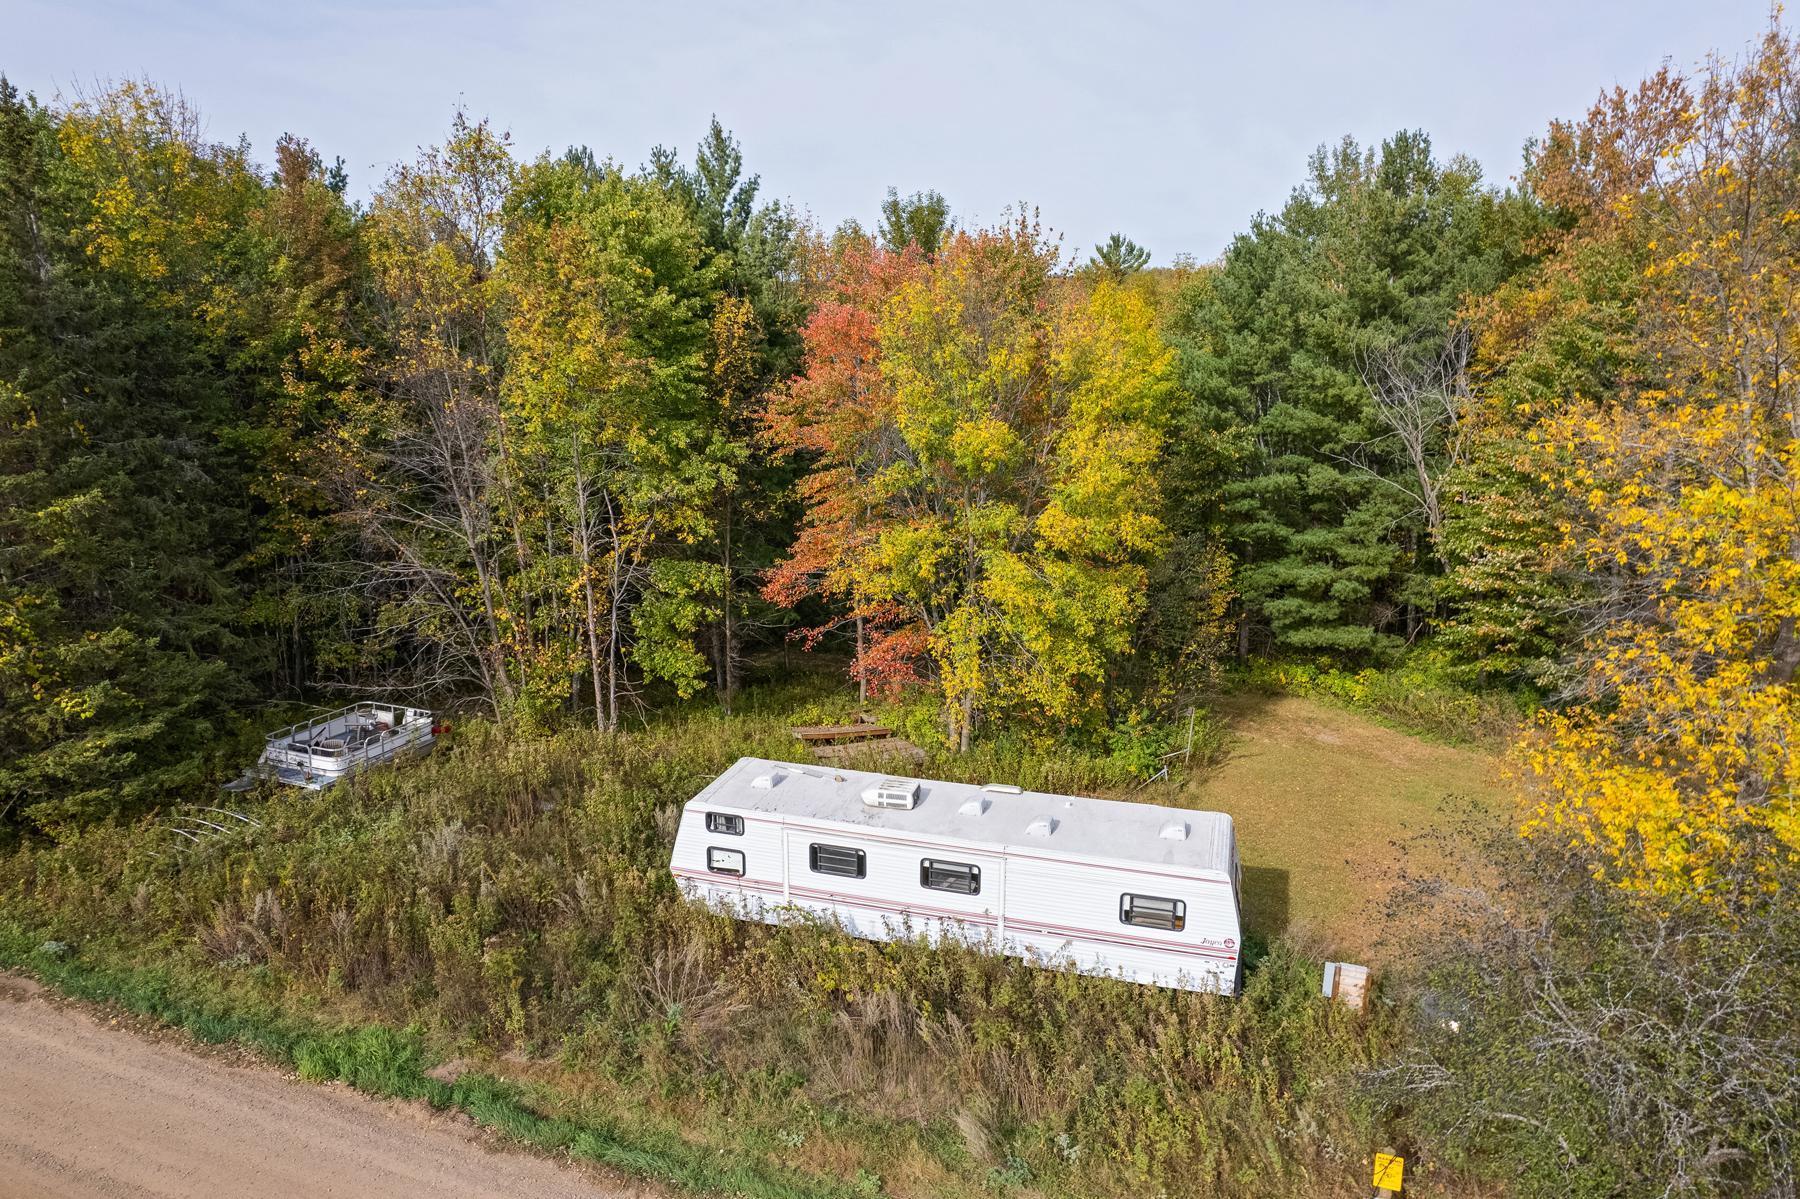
left=862, top=778, right=920, bottom=810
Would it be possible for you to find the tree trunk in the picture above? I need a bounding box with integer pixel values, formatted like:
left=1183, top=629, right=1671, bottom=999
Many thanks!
left=469, top=552, right=513, bottom=708
left=856, top=614, right=867, bottom=703
left=718, top=492, right=736, bottom=714
left=572, top=437, right=607, bottom=734
left=601, top=491, right=623, bottom=733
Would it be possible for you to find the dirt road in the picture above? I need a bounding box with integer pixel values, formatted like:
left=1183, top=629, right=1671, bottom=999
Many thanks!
left=0, top=973, right=642, bottom=1199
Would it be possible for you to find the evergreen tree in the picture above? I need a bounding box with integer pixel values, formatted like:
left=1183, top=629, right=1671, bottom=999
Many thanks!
left=1091, top=231, right=1150, bottom=278
left=648, top=119, right=809, bottom=709
left=229, top=133, right=368, bottom=695
left=1168, top=132, right=1515, bottom=659
left=0, top=81, right=256, bottom=829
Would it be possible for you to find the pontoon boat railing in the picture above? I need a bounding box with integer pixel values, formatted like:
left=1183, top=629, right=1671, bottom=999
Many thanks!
left=264, top=702, right=426, bottom=760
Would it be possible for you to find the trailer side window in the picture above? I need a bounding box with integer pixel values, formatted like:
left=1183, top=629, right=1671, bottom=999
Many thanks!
left=707, top=847, right=746, bottom=876
left=920, top=859, right=980, bottom=895
left=705, top=812, right=744, bottom=836
left=1120, top=893, right=1185, bottom=932
left=808, top=843, right=866, bottom=878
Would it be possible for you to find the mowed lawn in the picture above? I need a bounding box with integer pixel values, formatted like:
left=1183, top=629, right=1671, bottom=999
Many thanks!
left=1168, top=692, right=1508, bottom=959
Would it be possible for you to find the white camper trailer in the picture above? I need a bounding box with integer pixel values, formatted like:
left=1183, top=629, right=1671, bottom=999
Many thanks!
left=669, top=757, right=1244, bottom=994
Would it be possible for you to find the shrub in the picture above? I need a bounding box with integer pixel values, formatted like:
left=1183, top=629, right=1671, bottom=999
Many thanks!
left=1233, top=654, right=1528, bottom=749
left=1373, top=816, right=1800, bottom=1197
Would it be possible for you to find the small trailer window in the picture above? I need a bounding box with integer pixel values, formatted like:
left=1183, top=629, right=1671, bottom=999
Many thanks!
left=707, top=847, right=746, bottom=876
left=920, top=859, right=981, bottom=895
left=809, top=843, right=866, bottom=878
left=1120, top=893, right=1185, bottom=932
left=705, top=812, right=744, bottom=835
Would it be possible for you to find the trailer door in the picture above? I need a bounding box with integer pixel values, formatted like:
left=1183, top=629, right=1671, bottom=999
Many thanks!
left=903, top=848, right=1002, bottom=947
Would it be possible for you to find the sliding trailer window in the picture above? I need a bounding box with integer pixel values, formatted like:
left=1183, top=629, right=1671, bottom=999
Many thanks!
left=808, top=843, right=866, bottom=878
left=1119, top=893, right=1185, bottom=932
left=707, top=847, right=746, bottom=876
left=705, top=812, right=745, bottom=835
left=920, top=859, right=981, bottom=895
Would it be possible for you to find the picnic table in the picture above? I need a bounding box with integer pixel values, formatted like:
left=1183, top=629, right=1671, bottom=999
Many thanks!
left=811, top=738, right=926, bottom=766
left=790, top=716, right=924, bottom=766
left=789, top=721, right=894, bottom=744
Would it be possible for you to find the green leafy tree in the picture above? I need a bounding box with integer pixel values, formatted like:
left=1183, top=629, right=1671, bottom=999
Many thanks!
left=1434, top=194, right=1637, bottom=690
left=502, top=153, right=722, bottom=728
left=335, top=112, right=537, bottom=715
left=877, top=187, right=953, bottom=257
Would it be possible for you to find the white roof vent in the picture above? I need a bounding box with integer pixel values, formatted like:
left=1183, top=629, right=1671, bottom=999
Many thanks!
left=862, top=778, right=920, bottom=810
left=750, top=770, right=783, bottom=790
left=1025, top=816, right=1058, bottom=837
left=1159, top=821, right=1189, bottom=841
left=982, top=783, right=1023, bottom=795
left=957, top=797, right=989, bottom=817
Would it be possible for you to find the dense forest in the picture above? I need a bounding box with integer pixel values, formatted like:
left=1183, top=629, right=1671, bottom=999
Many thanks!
left=0, top=74, right=1540, bottom=820
left=2, top=20, right=1798, bottom=1199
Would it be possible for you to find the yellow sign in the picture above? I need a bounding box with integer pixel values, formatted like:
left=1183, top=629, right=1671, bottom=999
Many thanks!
left=1373, top=1153, right=1405, bottom=1191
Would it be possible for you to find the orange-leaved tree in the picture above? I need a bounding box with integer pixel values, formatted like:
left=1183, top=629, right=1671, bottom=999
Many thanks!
left=760, top=230, right=925, bottom=698
left=764, top=218, right=1175, bottom=749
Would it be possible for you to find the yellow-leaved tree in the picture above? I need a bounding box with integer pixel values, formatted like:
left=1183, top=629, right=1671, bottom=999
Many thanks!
left=1516, top=29, right=1800, bottom=899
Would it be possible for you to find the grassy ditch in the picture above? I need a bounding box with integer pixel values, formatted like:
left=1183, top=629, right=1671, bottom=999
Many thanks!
left=0, top=925, right=861, bottom=1199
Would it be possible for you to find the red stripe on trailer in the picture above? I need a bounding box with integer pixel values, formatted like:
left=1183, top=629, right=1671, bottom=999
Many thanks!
left=1001, top=847, right=1234, bottom=886
left=673, top=868, right=784, bottom=894
left=1006, top=917, right=1237, bottom=961
left=675, top=870, right=1234, bottom=963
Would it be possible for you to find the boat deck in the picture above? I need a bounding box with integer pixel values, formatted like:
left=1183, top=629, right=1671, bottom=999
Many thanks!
left=232, top=702, right=435, bottom=790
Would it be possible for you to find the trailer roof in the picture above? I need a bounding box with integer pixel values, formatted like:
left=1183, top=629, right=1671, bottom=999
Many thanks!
left=692, top=757, right=1237, bottom=878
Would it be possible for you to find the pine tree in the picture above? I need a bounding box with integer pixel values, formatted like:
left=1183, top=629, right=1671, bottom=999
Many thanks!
left=648, top=120, right=808, bottom=710
left=1168, top=131, right=1513, bottom=659
left=1091, top=232, right=1150, bottom=278
left=0, top=81, right=256, bottom=829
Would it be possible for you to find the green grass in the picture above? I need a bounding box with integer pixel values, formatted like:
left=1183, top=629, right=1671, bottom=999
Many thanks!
left=1229, top=657, right=1530, bottom=751
left=1170, top=692, right=1507, bottom=959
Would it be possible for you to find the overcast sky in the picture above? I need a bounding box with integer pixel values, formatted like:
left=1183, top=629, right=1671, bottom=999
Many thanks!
left=1, top=1, right=1777, bottom=263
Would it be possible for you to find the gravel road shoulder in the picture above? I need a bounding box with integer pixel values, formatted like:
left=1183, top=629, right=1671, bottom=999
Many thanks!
left=0, top=972, right=650, bottom=1199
